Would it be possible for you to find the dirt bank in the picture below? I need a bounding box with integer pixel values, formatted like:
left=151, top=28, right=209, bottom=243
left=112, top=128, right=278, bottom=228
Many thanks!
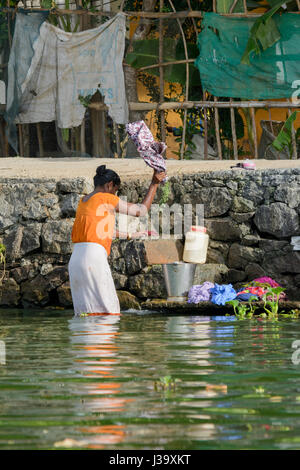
left=1, top=157, right=299, bottom=181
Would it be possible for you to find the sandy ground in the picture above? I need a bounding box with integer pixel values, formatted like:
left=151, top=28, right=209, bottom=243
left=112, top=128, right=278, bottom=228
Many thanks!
left=0, top=157, right=300, bottom=181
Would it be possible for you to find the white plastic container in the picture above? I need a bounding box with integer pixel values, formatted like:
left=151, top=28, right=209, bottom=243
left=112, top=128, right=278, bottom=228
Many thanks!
left=183, top=226, right=209, bottom=264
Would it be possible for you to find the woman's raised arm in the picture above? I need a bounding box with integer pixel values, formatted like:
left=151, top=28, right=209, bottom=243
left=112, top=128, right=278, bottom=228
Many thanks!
left=116, top=170, right=166, bottom=217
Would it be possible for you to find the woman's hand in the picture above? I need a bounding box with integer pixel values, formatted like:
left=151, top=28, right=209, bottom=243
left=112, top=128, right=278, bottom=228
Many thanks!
left=152, top=170, right=167, bottom=185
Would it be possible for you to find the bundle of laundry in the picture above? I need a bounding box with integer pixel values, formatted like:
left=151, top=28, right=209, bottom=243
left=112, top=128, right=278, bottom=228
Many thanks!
left=126, top=120, right=168, bottom=182
left=188, top=282, right=214, bottom=303
left=238, top=276, right=286, bottom=301
left=187, top=275, right=286, bottom=306
left=188, top=283, right=237, bottom=306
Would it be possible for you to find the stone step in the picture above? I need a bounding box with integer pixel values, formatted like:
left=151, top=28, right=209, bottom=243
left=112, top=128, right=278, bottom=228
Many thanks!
left=143, top=239, right=184, bottom=265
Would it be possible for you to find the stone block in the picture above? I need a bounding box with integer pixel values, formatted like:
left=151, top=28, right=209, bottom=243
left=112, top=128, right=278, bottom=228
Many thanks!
left=194, top=263, right=228, bottom=285
left=192, top=187, right=232, bottom=217
left=0, top=278, right=20, bottom=306
left=228, top=243, right=263, bottom=270
left=112, top=272, right=128, bottom=290
left=254, top=203, right=299, bottom=238
left=21, top=266, right=68, bottom=305
left=205, top=217, right=241, bottom=241
left=117, top=290, right=141, bottom=311
left=57, top=281, right=73, bottom=308
left=129, top=265, right=167, bottom=299
left=123, top=240, right=147, bottom=274
left=42, top=219, right=74, bottom=254
left=143, top=239, right=183, bottom=265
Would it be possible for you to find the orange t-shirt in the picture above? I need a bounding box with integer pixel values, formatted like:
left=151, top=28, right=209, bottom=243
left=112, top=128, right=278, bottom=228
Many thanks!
left=71, top=192, right=119, bottom=256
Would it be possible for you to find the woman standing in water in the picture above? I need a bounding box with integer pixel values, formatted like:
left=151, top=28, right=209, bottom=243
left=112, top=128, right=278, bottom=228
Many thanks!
left=69, top=165, right=166, bottom=315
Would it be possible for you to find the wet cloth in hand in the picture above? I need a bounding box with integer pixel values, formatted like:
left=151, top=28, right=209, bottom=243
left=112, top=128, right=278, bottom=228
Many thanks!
left=188, top=282, right=214, bottom=303
left=210, top=284, right=237, bottom=305
left=126, top=120, right=168, bottom=181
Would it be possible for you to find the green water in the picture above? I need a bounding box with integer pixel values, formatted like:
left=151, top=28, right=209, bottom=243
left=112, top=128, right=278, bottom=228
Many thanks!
left=0, top=310, right=300, bottom=450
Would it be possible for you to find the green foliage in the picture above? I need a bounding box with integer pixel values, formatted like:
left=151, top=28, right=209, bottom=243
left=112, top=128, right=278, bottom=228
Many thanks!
left=125, top=39, right=199, bottom=86
left=154, top=375, right=181, bottom=391
left=40, top=0, right=53, bottom=8
left=262, top=286, right=286, bottom=317
left=78, top=94, right=93, bottom=108
left=159, top=181, right=171, bottom=206
left=271, top=111, right=299, bottom=157
left=0, top=243, right=6, bottom=284
left=241, top=0, right=295, bottom=65
left=226, top=287, right=286, bottom=319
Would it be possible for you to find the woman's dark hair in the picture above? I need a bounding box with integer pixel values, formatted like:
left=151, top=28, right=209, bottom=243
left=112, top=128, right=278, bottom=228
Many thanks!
left=94, top=165, right=121, bottom=188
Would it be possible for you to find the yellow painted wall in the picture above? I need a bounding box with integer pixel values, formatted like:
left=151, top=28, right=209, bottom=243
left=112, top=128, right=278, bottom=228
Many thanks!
left=130, top=5, right=300, bottom=159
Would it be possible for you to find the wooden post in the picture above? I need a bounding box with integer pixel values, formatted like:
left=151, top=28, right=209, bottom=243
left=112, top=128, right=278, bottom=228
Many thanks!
left=113, top=121, right=121, bottom=158
left=159, top=0, right=166, bottom=144
left=288, top=106, right=297, bottom=160
left=18, top=124, right=24, bottom=157
left=250, top=107, right=258, bottom=158
left=203, top=90, right=208, bottom=160
left=168, top=0, right=190, bottom=159
left=268, top=108, right=274, bottom=135
left=214, top=96, right=222, bottom=159
left=36, top=123, right=44, bottom=157
left=230, top=98, right=238, bottom=159
left=22, top=124, right=30, bottom=157
left=80, top=118, right=86, bottom=154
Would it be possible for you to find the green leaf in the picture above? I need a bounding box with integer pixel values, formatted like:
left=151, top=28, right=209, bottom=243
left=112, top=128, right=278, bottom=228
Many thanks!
left=40, top=0, right=52, bottom=7
left=241, top=0, right=295, bottom=65
left=125, top=39, right=199, bottom=86
left=216, top=0, right=244, bottom=13
left=272, top=112, right=298, bottom=151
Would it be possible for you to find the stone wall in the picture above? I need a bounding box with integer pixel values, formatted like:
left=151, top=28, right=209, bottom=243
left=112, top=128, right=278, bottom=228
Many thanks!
left=0, top=167, right=300, bottom=309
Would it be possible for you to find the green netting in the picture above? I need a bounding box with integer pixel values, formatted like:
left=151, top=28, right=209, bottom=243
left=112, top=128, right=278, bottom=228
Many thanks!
left=195, top=12, right=300, bottom=100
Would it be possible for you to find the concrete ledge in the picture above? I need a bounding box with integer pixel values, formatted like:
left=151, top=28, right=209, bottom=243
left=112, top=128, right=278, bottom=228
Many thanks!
left=140, top=299, right=300, bottom=315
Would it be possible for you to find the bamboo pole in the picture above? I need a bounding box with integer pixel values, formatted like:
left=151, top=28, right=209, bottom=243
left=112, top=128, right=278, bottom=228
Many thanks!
left=297, top=0, right=300, bottom=11
left=203, top=91, right=208, bottom=160
left=287, top=106, right=297, bottom=160
left=159, top=0, right=166, bottom=144
left=0, top=119, right=5, bottom=157
left=18, top=124, right=24, bottom=157
left=3, top=7, right=280, bottom=18
left=214, top=96, right=222, bottom=159
left=268, top=108, right=274, bottom=135
left=230, top=98, right=238, bottom=159
left=230, top=0, right=239, bottom=14
left=36, top=123, right=44, bottom=157
left=80, top=118, right=86, bottom=154
left=187, top=0, right=198, bottom=38
left=168, top=0, right=189, bottom=160
left=6, top=0, right=12, bottom=49
left=243, top=0, right=248, bottom=13
left=88, top=100, right=300, bottom=111
left=2, top=7, right=204, bottom=18
left=138, top=58, right=195, bottom=72
left=113, top=121, right=121, bottom=158
left=250, top=107, right=258, bottom=158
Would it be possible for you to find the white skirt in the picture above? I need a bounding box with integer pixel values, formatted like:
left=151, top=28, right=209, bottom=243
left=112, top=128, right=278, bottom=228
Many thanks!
left=68, top=242, right=120, bottom=315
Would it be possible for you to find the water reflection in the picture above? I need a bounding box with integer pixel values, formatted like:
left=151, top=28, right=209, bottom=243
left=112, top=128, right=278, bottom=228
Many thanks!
left=68, top=315, right=127, bottom=448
